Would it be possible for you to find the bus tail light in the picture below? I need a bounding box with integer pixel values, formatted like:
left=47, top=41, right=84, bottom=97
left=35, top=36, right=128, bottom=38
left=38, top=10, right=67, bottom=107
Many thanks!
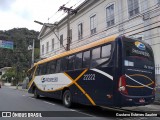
left=118, top=75, right=128, bottom=95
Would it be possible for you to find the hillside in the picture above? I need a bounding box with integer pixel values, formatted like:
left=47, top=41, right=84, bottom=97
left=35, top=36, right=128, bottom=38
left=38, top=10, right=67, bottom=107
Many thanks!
left=0, top=28, right=40, bottom=70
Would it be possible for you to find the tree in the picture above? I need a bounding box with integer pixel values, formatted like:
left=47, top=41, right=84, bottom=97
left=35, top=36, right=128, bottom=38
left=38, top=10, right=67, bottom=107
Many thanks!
left=1, top=67, right=16, bottom=83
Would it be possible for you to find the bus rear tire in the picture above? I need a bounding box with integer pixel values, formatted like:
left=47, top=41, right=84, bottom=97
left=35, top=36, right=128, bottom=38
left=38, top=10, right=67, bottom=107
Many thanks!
left=34, top=88, right=39, bottom=99
left=63, top=90, right=72, bottom=108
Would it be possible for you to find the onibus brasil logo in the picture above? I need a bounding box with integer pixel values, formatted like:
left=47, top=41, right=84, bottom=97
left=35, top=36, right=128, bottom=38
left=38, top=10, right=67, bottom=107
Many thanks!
left=135, top=41, right=146, bottom=50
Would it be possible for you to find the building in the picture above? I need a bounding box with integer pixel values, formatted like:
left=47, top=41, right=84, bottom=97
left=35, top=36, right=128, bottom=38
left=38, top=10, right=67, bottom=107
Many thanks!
left=38, top=0, right=160, bottom=82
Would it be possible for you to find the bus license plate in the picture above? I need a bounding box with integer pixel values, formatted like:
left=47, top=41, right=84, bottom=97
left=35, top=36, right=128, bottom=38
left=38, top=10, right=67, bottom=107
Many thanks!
left=139, top=98, right=145, bottom=103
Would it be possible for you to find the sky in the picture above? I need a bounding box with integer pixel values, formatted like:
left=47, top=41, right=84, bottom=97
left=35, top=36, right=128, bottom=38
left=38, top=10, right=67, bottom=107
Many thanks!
left=0, top=0, right=85, bottom=31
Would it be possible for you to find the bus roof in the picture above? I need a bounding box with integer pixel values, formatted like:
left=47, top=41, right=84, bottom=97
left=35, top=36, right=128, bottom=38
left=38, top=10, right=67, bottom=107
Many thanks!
left=35, top=35, right=118, bottom=66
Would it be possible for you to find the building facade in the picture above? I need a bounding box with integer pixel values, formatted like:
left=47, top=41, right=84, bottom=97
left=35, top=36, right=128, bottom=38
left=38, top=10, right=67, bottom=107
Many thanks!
left=38, top=0, right=160, bottom=83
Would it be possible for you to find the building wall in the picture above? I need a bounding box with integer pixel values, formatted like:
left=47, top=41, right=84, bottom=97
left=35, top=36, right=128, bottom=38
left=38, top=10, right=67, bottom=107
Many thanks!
left=39, top=0, right=160, bottom=82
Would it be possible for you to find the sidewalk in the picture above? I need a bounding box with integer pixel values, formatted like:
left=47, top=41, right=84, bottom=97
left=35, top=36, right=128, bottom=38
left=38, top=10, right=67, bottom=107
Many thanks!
left=7, top=86, right=28, bottom=92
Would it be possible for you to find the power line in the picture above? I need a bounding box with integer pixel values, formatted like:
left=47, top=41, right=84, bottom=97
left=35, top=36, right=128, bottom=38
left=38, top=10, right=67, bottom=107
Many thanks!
left=48, top=0, right=78, bottom=23
left=40, top=0, right=160, bottom=56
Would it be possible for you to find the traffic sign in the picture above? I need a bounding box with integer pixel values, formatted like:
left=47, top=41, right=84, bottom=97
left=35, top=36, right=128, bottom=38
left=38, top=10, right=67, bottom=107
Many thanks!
left=0, top=40, right=13, bottom=49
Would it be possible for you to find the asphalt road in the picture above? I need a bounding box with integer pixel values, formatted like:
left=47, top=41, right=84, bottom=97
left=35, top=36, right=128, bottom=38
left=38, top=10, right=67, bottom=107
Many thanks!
left=0, top=86, right=160, bottom=120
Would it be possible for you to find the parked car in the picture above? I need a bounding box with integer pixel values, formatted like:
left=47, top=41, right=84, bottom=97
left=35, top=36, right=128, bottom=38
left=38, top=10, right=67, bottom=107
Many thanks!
left=0, top=84, right=1, bottom=88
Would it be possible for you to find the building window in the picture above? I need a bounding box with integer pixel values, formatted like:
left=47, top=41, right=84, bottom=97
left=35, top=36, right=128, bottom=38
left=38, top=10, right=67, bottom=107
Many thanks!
left=90, top=15, right=96, bottom=35
left=106, top=4, right=115, bottom=27
left=60, top=35, right=63, bottom=48
left=128, top=0, right=139, bottom=17
left=78, top=23, right=83, bottom=40
left=52, top=38, right=54, bottom=51
left=46, top=42, right=49, bottom=53
left=42, top=44, right=44, bottom=55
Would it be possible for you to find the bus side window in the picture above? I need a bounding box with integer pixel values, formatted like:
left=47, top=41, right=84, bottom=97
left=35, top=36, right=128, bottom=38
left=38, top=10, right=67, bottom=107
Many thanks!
left=91, top=44, right=112, bottom=68
left=38, top=65, right=42, bottom=75
left=46, top=62, right=50, bottom=74
left=56, top=59, right=61, bottom=73
left=61, top=57, right=68, bottom=72
left=92, top=47, right=101, bottom=59
left=36, top=66, right=39, bottom=75
left=102, top=44, right=111, bottom=58
left=83, top=50, right=90, bottom=68
left=41, top=63, right=47, bottom=75
left=49, top=60, right=56, bottom=74
left=91, top=47, right=101, bottom=67
left=75, top=53, right=82, bottom=69
left=68, top=55, right=75, bottom=70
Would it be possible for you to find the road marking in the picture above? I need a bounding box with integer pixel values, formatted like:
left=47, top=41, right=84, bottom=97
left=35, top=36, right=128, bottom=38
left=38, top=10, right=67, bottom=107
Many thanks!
left=29, top=97, right=36, bottom=100
left=22, top=95, right=25, bottom=96
left=70, top=109, right=76, bottom=111
left=43, top=101, right=55, bottom=106
left=69, top=109, right=95, bottom=117
left=28, top=97, right=94, bottom=117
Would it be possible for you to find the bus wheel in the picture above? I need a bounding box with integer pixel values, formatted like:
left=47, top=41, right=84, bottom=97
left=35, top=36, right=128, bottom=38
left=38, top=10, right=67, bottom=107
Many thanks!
left=34, top=88, right=39, bottom=99
left=63, top=90, right=72, bottom=108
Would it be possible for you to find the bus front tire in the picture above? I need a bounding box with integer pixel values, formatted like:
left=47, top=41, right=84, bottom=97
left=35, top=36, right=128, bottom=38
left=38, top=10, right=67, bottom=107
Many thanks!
left=34, top=88, right=39, bottom=99
left=63, top=90, right=72, bottom=108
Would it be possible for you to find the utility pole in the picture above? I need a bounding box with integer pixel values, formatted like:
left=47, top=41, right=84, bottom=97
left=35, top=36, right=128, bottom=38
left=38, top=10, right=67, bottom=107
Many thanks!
left=58, top=5, right=77, bottom=51
left=31, top=39, right=35, bottom=66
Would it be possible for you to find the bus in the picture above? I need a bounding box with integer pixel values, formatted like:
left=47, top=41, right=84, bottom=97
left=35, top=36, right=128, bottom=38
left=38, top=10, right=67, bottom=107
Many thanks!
left=27, top=35, right=155, bottom=108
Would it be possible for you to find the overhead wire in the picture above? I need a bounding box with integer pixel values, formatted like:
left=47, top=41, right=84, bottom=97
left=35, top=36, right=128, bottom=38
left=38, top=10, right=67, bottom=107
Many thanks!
left=40, top=0, right=160, bottom=56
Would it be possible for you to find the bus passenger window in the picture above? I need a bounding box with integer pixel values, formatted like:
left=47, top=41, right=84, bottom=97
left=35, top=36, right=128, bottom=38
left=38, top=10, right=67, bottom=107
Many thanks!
left=49, top=61, right=56, bottom=74
left=83, top=50, right=90, bottom=68
left=92, top=47, right=101, bottom=59
left=61, top=57, right=68, bottom=71
left=38, top=65, right=42, bottom=75
left=46, top=62, right=50, bottom=74
left=68, top=55, right=75, bottom=70
left=56, top=59, right=61, bottom=73
left=35, top=66, right=39, bottom=75
left=41, top=63, right=47, bottom=75
left=102, top=44, right=111, bottom=58
left=75, top=53, right=82, bottom=69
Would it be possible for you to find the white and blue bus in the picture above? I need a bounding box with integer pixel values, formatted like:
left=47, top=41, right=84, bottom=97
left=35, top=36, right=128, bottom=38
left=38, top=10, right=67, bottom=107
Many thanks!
left=28, top=35, right=155, bottom=108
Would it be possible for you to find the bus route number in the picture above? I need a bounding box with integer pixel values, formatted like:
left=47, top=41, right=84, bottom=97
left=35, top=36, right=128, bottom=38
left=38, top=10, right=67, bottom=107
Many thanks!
left=83, top=74, right=95, bottom=81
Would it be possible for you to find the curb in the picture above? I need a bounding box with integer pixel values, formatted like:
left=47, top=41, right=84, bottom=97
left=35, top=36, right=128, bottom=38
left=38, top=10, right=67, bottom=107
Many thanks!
left=153, top=101, right=160, bottom=105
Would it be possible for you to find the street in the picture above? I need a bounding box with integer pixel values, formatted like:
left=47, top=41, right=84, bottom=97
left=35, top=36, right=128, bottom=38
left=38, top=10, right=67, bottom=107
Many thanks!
left=0, top=86, right=160, bottom=120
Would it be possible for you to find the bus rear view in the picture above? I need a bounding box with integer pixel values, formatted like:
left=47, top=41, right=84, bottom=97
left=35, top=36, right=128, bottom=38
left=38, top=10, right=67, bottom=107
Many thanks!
left=116, top=37, right=155, bottom=107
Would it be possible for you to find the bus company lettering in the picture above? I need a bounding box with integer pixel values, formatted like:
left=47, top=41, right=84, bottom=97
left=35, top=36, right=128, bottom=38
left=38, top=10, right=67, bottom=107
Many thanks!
left=132, top=48, right=150, bottom=57
left=41, top=77, right=58, bottom=83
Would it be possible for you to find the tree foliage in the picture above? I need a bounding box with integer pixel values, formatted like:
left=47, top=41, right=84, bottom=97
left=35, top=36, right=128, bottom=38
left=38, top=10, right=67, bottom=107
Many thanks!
left=0, top=28, right=40, bottom=83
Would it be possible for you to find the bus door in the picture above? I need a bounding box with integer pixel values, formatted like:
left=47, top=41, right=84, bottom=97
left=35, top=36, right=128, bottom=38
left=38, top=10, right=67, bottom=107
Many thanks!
left=118, top=37, right=155, bottom=105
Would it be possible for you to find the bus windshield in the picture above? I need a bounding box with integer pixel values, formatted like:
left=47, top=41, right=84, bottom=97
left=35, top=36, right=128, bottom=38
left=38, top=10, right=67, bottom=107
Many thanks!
left=123, top=39, right=154, bottom=69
